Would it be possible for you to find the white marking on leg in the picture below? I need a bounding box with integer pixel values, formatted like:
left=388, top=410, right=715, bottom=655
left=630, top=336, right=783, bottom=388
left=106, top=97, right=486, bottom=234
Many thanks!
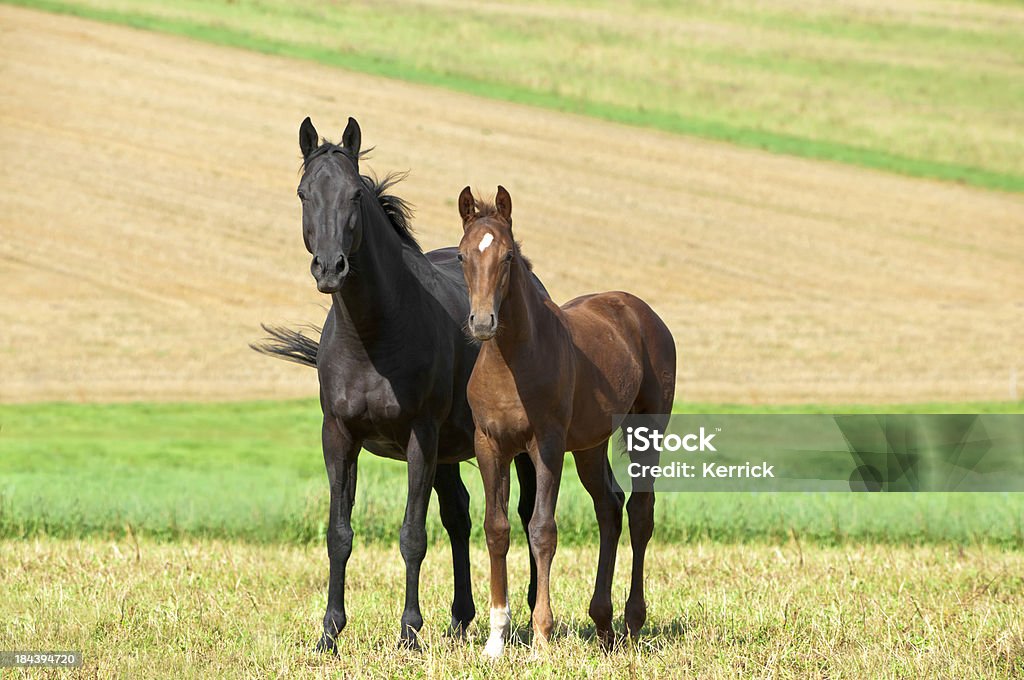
left=483, top=606, right=510, bottom=659
left=478, top=232, right=494, bottom=252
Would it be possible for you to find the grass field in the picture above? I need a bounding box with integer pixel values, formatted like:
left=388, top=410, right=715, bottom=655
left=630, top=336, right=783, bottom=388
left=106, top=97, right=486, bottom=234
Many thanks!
left=2, top=4, right=1023, bottom=676
left=3, top=399, right=1023, bottom=546
left=7, top=0, right=1024, bottom=191
left=2, top=538, right=1022, bottom=677
left=3, top=404, right=1023, bottom=677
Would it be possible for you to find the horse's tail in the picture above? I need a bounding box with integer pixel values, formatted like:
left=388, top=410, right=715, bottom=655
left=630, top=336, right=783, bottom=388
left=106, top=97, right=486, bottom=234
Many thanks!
left=250, top=323, right=320, bottom=368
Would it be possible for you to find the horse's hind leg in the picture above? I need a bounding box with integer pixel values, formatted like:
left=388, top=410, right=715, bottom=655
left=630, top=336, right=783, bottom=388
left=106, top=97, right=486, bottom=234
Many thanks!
left=433, top=463, right=475, bottom=636
left=623, top=298, right=675, bottom=639
left=623, top=410, right=668, bottom=639
left=624, top=488, right=654, bottom=638
left=514, top=452, right=538, bottom=613
left=572, top=443, right=624, bottom=649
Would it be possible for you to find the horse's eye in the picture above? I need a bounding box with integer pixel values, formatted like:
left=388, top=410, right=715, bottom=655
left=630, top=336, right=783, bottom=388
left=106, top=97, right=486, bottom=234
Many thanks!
left=456, top=253, right=464, bottom=263
left=504, top=252, right=514, bottom=262
left=297, top=190, right=308, bottom=202
left=352, top=190, right=363, bottom=203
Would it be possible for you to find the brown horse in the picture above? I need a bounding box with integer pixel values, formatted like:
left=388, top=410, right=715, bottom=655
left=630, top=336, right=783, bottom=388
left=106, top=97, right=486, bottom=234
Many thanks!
left=456, top=186, right=676, bottom=657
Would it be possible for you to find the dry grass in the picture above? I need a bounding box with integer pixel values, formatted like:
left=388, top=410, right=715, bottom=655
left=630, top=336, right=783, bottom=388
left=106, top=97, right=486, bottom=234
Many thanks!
left=1, top=5, right=1023, bottom=404
left=2, top=537, right=1022, bottom=677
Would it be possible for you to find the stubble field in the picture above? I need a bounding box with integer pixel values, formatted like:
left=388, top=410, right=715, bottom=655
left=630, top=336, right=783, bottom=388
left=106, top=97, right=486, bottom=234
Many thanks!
left=1, top=4, right=1023, bottom=404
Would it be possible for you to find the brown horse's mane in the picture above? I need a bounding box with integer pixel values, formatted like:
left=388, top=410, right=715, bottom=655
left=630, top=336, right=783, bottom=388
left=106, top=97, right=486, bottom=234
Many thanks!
left=302, top=142, right=419, bottom=252
left=470, top=197, right=533, bottom=271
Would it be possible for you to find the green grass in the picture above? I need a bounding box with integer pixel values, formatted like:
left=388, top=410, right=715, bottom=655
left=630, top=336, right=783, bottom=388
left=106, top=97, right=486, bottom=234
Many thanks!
left=2, top=538, right=1022, bottom=677
left=5, top=0, right=1024, bottom=192
left=2, top=399, right=1022, bottom=546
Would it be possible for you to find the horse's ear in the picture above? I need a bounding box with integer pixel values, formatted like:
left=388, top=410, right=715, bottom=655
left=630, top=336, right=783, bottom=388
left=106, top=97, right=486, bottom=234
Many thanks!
left=299, top=117, right=319, bottom=159
left=458, top=186, right=476, bottom=227
left=342, top=117, right=361, bottom=157
left=495, top=185, right=512, bottom=223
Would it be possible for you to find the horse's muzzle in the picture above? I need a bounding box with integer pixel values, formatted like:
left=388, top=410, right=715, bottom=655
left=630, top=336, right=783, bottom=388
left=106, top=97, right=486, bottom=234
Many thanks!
left=469, top=313, right=497, bottom=340
left=312, top=254, right=349, bottom=293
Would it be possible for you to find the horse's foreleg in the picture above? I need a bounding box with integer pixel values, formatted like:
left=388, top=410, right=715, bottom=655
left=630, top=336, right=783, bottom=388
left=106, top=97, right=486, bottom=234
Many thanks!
left=478, top=432, right=512, bottom=659
left=513, top=452, right=538, bottom=613
left=573, top=444, right=623, bottom=649
left=318, top=417, right=360, bottom=654
left=398, top=423, right=439, bottom=649
left=528, top=436, right=565, bottom=649
left=433, top=463, right=475, bottom=637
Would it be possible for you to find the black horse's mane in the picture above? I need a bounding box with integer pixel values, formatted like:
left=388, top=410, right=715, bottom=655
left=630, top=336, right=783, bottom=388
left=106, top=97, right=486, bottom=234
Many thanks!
left=364, top=170, right=417, bottom=250
left=303, top=142, right=419, bottom=251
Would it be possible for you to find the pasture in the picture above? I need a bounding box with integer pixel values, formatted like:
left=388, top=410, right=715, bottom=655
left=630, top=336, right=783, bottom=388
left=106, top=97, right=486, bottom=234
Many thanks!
left=3, top=399, right=1024, bottom=546
left=2, top=398, right=1024, bottom=677
left=1, top=1, right=1023, bottom=676
left=3, top=539, right=1022, bottom=678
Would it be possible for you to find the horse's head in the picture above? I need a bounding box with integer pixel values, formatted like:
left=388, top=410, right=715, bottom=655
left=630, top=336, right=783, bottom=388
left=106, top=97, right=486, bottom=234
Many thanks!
left=457, top=185, right=517, bottom=341
left=297, top=116, right=366, bottom=294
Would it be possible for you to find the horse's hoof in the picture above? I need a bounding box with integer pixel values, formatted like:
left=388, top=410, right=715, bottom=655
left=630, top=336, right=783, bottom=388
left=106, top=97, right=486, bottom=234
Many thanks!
left=447, top=619, right=470, bottom=640
left=597, top=629, right=615, bottom=652
left=314, top=634, right=338, bottom=655
left=398, top=635, right=422, bottom=652
left=482, top=634, right=505, bottom=660
left=624, top=600, right=647, bottom=639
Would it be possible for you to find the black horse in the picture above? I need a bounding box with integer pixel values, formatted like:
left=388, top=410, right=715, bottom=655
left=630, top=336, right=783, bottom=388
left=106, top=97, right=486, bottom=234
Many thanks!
left=254, top=117, right=539, bottom=651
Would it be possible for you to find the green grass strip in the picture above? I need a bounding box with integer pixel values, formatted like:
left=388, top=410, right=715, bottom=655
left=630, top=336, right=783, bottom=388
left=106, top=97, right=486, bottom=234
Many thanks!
left=2, top=398, right=1022, bottom=545
left=7, top=0, right=1024, bottom=193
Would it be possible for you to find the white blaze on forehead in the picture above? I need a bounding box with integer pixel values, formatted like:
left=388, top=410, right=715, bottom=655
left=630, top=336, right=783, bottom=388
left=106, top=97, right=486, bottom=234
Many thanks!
left=478, top=232, right=495, bottom=252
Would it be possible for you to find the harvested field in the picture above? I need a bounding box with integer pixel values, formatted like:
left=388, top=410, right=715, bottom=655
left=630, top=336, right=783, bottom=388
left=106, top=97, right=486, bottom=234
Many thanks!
left=1, top=5, right=1022, bottom=404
